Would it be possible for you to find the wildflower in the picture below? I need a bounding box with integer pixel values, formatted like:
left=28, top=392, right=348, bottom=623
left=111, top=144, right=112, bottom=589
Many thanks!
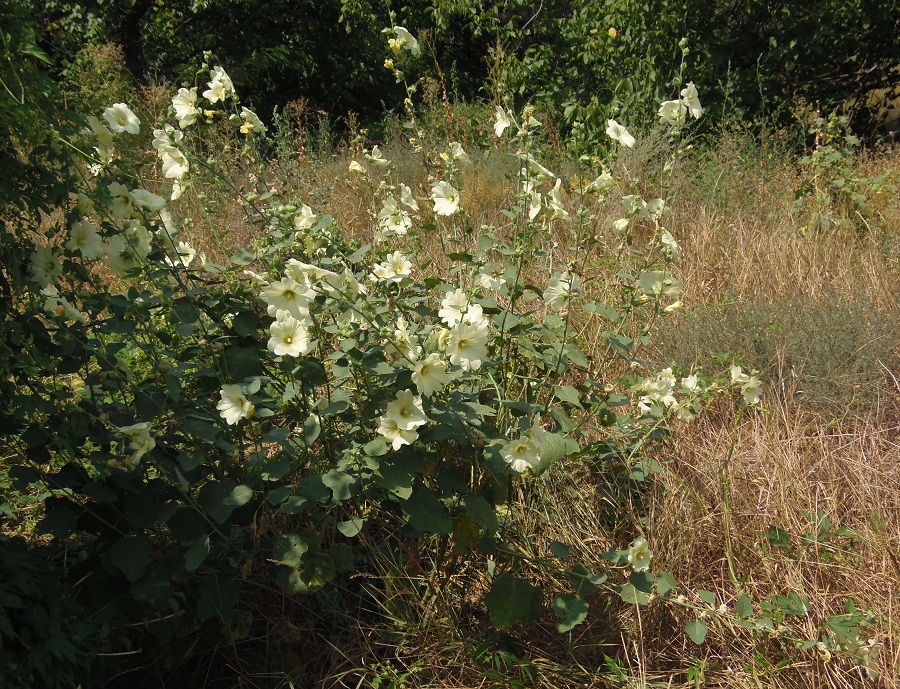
left=622, top=194, right=650, bottom=219
left=680, top=374, right=700, bottom=392
left=217, top=384, right=254, bottom=425
left=161, top=147, right=189, bottom=180
left=172, top=87, right=200, bottom=128
left=439, top=288, right=468, bottom=326
left=549, top=178, right=568, bottom=219
left=107, top=182, right=134, bottom=220
left=118, top=422, right=156, bottom=466
left=524, top=154, right=555, bottom=179
left=378, top=197, right=412, bottom=236
left=606, top=119, right=635, bottom=148
left=477, top=262, right=506, bottom=291
left=386, top=389, right=428, bottom=430
left=447, top=321, right=489, bottom=371
left=349, top=160, right=366, bottom=174
left=588, top=171, right=615, bottom=192
left=392, top=26, right=421, bottom=56
left=400, top=183, right=419, bottom=211
left=103, top=103, right=140, bottom=135
left=730, top=364, right=750, bottom=384
left=105, top=235, right=140, bottom=274
left=543, top=272, right=582, bottom=311
left=203, top=66, right=234, bottom=103
left=431, top=180, right=460, bottom=216
left=123, top=220, right=152, bottom=259
left=86, top=116, right=115, bottom=162
left=66, top=221, right=105, bottom=260
left=646, top=198, right=667, bottom=216
left=658, top=99, right=687, bottom=125
left=627, top=537, right=653, bottom=571
left=528, top=190, right=542, bottom=220
left=294, top=204, right=317, bottom=230
left=493, top=106, right=511, bottom=137
left=30, top=245, right=63, bottom=287
left=449, top=141, right=472, bottom=166
left=462, top=303, right=490, bottom=330
left=239, top=107, right=267, bottom=135
left=268, top=316, right=312, bottom=357
left=501, top=435, right=541, bottom=473
left=660, top=229, right=679, bottom=260
left=412, top=353, right=450, bottom=397
left=130, top=188, right=166, bottom=212
left=373, top=251, right=413, bottom=282
left=741, top=376, right=763, bottom=405
left=377, top=415, right=419, bottom=450
left=261, top=277, right=312, bottom=320
left=681, top=82, right=703, bottom=119
left=366, top=145, right=390, bottom=167
left=164, top=240, right=196, bottom=268
left=637, top=271, right=682, bottom=299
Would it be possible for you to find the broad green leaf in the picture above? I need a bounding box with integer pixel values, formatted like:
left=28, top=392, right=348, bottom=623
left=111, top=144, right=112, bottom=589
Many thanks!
left=303, top=413, right=321, bottom=445
left=223, top=485, right=253, bottom=507
left=686, top=619, right=708, bottom=645
left=110, top=534, right=154, bottom=583
left=550, top=541, right=571, bottom=559
left=184, top=534, right=210, bottom=572
left=337, top=517, right=365, bottom=537
left=554, top=385, right=583, bottom=408
left=463, top=494, right=499, bottom=533
left=483, top=573, right=543, bottom=629
left=552, top=593, right=589, bottom=632
left=322, top=469, right=356, bottom=502
left=273, top=534, right=309, bottom=567
left=534, top=433, right=579, bottom=475
left=656, top=571, right=677, bottom=596
left=619, top=583, right=650, bottom=605
left=568, top=564, right=606, bottom=597
left=403, top=483, right=452, bottom=535
left=698, top=589, right=717, bottom=606
left=736, top=593, right=753, bottom=618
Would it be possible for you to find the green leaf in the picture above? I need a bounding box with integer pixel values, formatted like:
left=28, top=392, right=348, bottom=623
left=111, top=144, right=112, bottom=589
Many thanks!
left=534, top=433, right=579, bottom=475
left=374, top=462, right=414, bottom=500
left=403, top=483, right=452, bottom=535
left=232, top=311, right=261, bottom=337
left=568, top=564, right=606, bottom=597
left=110, top=534, right=154, bottom=583
left=230, top=247, right=256, bottom=265
left=552, top=593, right=589, bottom=632
left=267, top=486, right=291, bottom=505
left=337, top=517, right=365, bottom=537
left=619, top=583, right=650, bottom=605
left=463, top=494, right=499, bottom=533
left=554, top=385, right=583, bottom=408
left=698, top=590, right=717, bottom=606
left=222, top=345, right=262, bottom=381
left=550, top=541, right=571, bottom=559
left=184, top=534, right=210, bottom=572
left=656, top=571, right=677, bottom=596
left=736, top=593, right=753, bottom=618
left=322, top=469, right=356, bottom=502
left=686, top=619, right=708, bottom=645
left=276, top=553, right=335, bottom=594
left=272, top=534, right=309, bottom=567
left=303, top=413, right=321, bottom=444
left=483, top=573, right=543, bottom=629
left=183, top=418, right=220, bottom=444
left=224, top=484, right=253, bottom=507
